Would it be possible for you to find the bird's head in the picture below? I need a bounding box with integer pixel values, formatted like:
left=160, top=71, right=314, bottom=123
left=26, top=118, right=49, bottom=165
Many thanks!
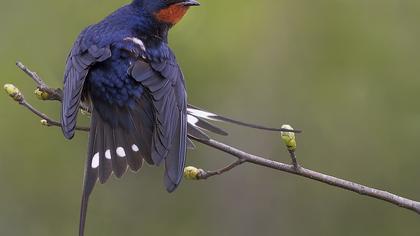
left=133, top=0, right=200, bottom=26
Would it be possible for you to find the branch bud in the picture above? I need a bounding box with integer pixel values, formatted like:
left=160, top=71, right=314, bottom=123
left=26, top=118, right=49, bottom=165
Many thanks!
left=4, top=84, right=24, bottom=102
left=40, top=119, right=49, bottom=126
left=184, top=166, right=202, bottom=180
left=34, top=88, right=50, bottom=100
left=281, top=124, right=297, bottom=151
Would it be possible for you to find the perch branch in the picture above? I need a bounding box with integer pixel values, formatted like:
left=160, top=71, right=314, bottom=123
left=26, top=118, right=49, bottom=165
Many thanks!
left=6, top=61, right=420, bottom=216
left=190, top=137, right=420, bottom=214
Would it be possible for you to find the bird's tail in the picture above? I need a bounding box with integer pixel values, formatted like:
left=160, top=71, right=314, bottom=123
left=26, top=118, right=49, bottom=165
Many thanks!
left=186, top=104, right=301, bottom=138
left=79, top=101, right=154, bottom=236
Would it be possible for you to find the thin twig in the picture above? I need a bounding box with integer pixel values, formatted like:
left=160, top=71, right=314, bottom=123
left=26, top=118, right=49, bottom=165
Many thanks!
left=288, top=150, right=299, bottom=169
left=16, top=61, right=95, bottom=113
left=196, top=159, right=246, bottom=180
left=16, top=61, right=45, bottom=87
left=16, top=61, right=63, bottom=101
left=20, top=97, right=90, bottom=132
left=7, top=61, right=420, bottom=216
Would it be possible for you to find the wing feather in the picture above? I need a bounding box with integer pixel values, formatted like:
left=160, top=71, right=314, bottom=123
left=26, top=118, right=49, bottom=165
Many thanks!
left=61, top=29, right=111, bottom=139
left=130, top=54, right=187, bottom=191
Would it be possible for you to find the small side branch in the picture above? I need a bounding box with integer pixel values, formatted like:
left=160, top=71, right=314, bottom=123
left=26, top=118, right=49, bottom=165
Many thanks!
left=288, top=150, right=299, bottom=169
left=196, top=158, right=246, bottom=180
left=3, top=83, right=89, bottom=132
left=16, top=61, right=45, bottom=88
left=22, top=99, right=89, bottom=132
left=16, top=61, right=91, bottom=112
left=16, top=61, right=62, bottom=101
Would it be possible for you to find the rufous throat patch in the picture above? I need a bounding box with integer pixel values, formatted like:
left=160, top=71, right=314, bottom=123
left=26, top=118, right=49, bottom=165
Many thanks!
left=155, top=4, right=190, bottom=25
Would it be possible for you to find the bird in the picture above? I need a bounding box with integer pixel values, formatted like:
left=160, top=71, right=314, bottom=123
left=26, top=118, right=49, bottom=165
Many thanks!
left=61, top=1, right=299, bottom=235
left=61, top=0, right=201, bottom=235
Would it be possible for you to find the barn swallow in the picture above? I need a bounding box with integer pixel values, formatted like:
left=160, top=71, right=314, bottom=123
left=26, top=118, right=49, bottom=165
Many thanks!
left=61, top=1, right=297, bottom=235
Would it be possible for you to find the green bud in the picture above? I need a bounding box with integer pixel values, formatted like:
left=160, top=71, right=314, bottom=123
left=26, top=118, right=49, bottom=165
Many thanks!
left=40, top=119, right=49, bottom=126
left=4, top=84, right=23, bottom=102
left=281, top=124, right=297, bottom=151
left=184, top=166, right=201, bottom=180
left=34, top=88, right=50, bottom=100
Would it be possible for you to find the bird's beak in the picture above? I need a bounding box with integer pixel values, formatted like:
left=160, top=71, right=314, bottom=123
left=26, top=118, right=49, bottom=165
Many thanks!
left=181, top=0, right=200, bottom=6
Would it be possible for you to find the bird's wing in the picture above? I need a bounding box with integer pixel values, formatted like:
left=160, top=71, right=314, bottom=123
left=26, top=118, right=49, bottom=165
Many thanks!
left=61, top=27, right=112, bottom=139
left=130, top=51, right=187, bottom=192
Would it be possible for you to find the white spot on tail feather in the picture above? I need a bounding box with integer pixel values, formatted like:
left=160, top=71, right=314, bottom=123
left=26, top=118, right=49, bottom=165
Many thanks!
left=105, top=150, right=111, bottom=160
left=187, top=108, right=218, bottom=121
left=116, top=147, right=126, bottom=157
left=91, top=153, right=100, bottom=168
left=187, top=115, right=199, bottom=126
left=132, top=144, right=139, bottom=152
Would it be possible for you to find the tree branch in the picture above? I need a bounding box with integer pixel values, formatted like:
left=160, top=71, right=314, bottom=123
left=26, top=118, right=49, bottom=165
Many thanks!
left=191, top=137, right=420, bottom=214
left=5, top=61, right=420, bottom=215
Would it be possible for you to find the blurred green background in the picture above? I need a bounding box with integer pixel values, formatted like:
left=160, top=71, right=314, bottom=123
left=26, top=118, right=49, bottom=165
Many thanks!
left=1, top=0, right=420, bottom=235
